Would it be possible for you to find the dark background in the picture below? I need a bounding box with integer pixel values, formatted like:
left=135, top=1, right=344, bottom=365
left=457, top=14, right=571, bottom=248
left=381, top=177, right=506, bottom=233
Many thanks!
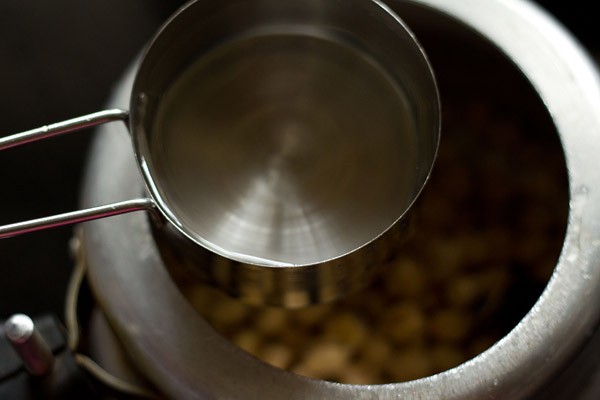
left=0, top=1, right=597, bottom=320
left=0, top=1, right=182, bottom=319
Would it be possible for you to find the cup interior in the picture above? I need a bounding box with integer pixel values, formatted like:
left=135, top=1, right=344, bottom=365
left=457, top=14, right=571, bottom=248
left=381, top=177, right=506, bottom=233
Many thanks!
left=130, top=0, right=440, bottom=267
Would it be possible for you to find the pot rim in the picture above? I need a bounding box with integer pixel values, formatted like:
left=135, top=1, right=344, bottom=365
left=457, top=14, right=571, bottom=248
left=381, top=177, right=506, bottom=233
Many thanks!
left=82, top=0, right=600, bottom=398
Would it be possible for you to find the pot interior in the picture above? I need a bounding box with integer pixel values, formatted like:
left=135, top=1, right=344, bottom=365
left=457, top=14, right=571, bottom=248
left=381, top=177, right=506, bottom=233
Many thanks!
left=159, top=3, right=570, bottom=384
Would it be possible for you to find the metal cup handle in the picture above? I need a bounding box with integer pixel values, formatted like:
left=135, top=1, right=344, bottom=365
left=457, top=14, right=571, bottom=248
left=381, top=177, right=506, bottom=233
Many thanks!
left=0, top=109, right=156, bottom=239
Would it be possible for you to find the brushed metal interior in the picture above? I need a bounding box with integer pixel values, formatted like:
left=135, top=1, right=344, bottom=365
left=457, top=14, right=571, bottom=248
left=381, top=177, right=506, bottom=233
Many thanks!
left=127, top=0, right=440, bottom=306
left=81, top=0, right=600, bottom=398
left=132, top=0, right=439, bottom=268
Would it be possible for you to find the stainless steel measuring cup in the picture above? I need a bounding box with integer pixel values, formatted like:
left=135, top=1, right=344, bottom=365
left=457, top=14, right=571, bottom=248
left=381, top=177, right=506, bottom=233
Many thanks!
left=0, top=0, right=440, bottom=306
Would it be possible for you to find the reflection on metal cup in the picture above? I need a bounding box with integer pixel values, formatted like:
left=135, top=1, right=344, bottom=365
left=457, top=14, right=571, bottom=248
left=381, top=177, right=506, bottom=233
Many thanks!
left=135, top=0, right=440, bottom=306
left=0, top=0, right=440, bottom=306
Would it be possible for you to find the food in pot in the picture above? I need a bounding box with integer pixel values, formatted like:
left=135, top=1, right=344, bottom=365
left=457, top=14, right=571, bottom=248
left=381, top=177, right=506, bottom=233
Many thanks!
left=168, top=96, right=568, bottom=384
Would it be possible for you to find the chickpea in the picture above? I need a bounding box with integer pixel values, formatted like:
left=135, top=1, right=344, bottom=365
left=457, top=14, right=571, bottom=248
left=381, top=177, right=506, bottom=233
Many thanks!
left=254, top=307, right=288, bottom=337
left=296, top=341, right=351, bottom=378
left=168, top=97, right=567, bottom=386
left=428, top=309, right=472, bottom=343
left=385, top=348, right=431, bottom=382
left=323, top=312, right=368, bottom=350
left=429, top=345, right=465, bottom=373
left=381, top=302, right=425, bottom=344
left=232, top=329, right=261, bottom=356
left=383, top=257, right=425, bottom=299
left=259, top=342, right=294, bottom=370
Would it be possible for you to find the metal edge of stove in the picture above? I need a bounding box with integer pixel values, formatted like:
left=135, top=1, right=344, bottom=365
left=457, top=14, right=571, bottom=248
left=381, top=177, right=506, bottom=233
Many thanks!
left=80, top=0, right=600, bottom=398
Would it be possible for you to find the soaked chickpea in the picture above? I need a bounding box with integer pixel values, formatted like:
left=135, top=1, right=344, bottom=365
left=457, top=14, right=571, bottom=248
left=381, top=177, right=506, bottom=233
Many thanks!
left=254, top=307, right=288, bottom=337
left=359, top=334, right=392, bottom=367
left=323, top=312, right=368, bottom=350
left=258, top=342, right=294, bottom=370
left=429, top=345, right=465, bottom=374
left=338, top=361, right=381, bottom=385
left=166, top=98, right=569, bottom=384
left=385, top=348, right=431, bottom=382
left=428, top=309, right=472, bottom=343
left=381, top=302, right=426, bottom=345
left=295, top=341, right=352, bottom=379
left=383, top=257, right=425, bottom=299
left=232, top=329, right=262, bottom=355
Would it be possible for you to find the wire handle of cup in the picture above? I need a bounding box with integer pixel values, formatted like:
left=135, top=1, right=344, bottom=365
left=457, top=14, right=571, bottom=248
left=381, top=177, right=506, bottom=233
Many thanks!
left=0, top=109, right=155, bottom=239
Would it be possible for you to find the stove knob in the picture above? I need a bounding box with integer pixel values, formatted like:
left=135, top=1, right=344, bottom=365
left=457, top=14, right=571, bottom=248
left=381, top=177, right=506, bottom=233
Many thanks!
left=3, top=313, right=54, bottom=376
